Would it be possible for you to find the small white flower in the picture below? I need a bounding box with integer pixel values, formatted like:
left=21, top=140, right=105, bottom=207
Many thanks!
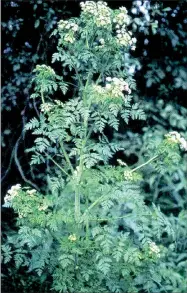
left=139, top=6, right=146, bottom=14
left=68, top=234, right=77, bottom=241
left=132, top=37, right=137, bottom=43
left=106, top=83, right=112, bottom=89
left=120, top=7, right=127, bottom=13
left=27, top=189, right=37, bottom=196
left=38, top=205, right=48, bottom=211
left=106, top=77, right=112, bottom=81
left=179, top=137, right=187, bottom=151
left=99, top=38, right=105, bottom=45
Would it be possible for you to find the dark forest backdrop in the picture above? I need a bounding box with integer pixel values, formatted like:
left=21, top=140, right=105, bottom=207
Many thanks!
left=1, top=1, right=187, bottom=292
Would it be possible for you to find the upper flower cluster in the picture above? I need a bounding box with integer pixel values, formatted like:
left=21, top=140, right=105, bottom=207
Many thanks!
left=114, top=7, right=136, bottom=50
left=80, top=1, right=111, bottom=27
left=58, top=20, right=79, bottom=43
left=165, top=131, right=187, bottom=151
left=4, top=184, right=21, bottom=207
left=113, top=7, right=130, bottom=25
left=35, top=64, right=56, bottom=77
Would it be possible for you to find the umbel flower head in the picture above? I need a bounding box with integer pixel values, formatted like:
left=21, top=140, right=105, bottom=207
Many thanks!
left=41, top=103, right=54, bottom=113
left=68, top=234, right=77, bottom=242
left=4, top=184, right=21, bottom=207
left=92, top=77, right=131, bottom=102
left=58, top=20, right=79, bottom=44
left=165, top=131, right=187, bottom=151
left=148, top=241, right=161, bottom=258
left=34, top=64, right=56, bottom=79
left=80, top=1, right=111, bottom=27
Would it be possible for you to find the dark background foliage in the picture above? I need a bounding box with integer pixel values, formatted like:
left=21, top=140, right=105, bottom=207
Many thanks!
left=1, top=1, right=187, bottom=292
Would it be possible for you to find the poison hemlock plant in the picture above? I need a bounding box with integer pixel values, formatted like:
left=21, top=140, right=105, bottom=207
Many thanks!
left=2, top=2, right=187, bottom=293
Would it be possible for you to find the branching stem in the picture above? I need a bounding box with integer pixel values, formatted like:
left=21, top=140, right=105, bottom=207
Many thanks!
left=131, top=154, right=159, bottom=173
left=43, top=152, right=70, bottom=177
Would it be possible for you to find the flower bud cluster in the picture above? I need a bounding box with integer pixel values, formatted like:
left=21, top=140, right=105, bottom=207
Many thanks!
left=148, top=241, right=161, bottom=257
left=41, top=103, right=54, bottom=113
left=165, top=131, right=187, bottom=151
left=58, top=20, right=79, bottom=43
left=4, top=184, right=21, bottom=206
left=80, top=1, right=111, bottom=28
left=68, top=234, right=77, bottom=241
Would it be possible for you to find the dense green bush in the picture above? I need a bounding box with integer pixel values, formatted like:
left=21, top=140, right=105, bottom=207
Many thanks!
left=2, top=2, right=187, bottom=293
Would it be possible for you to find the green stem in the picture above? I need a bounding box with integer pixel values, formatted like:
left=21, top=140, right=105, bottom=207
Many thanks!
left=85, top=195, right=89, bottom=242
left=81, top=188, right=115, bottom=222
left=86, top=30, right=89, bottom=49
left=75, top=186, right=81, bottom=223
left=41, top=89, right=45, bottom=104
left=74, top=72, right=92, bottom=224
left=90, top=214, right=137, bottom=222
left=59, top=141, right=74, bottom=174
left=131, top=154, right=159, bottom=173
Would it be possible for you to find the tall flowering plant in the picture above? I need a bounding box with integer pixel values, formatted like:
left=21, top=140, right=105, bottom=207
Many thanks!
left=2, top=2, right=187, bottom=292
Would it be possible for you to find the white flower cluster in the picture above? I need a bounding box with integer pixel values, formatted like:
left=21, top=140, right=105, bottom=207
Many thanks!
left=124, top=170, right=133, bottom=181
left=18, top=212, right=24, bottom=219
left=113, top=7, right=136, bottom=50
left=68, top=234, right=77, bottom=241
left=117, top=159, right=127, bottom=166
left=35, top=64, right=55, bottom=76
left=92, top=84, right=106, bottom=95
left=58, top=20, right=79, bottom=43
left=95, top=38, right=105, bottom=49
left=41, top=103, right=54, bottom=113
left=26, top=189, right=37, bottom=196
left=116, top=29, right=136, bottom=49
left=54, top=99, right=64, bottom=107
left=113, top=7, right=130, bottom=25
left=80, top=1, right=111, bottom=27
left=106, top=77, right=131, bottom=95
left=165, top=131, right=187, bottom=151
left=148, top=241, right=161, bottom=257
left=4, top=184, right=21, bottom=206
left=92, top=77, right=131, bottom=100
left=38, top=205, right=48, bottom=211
